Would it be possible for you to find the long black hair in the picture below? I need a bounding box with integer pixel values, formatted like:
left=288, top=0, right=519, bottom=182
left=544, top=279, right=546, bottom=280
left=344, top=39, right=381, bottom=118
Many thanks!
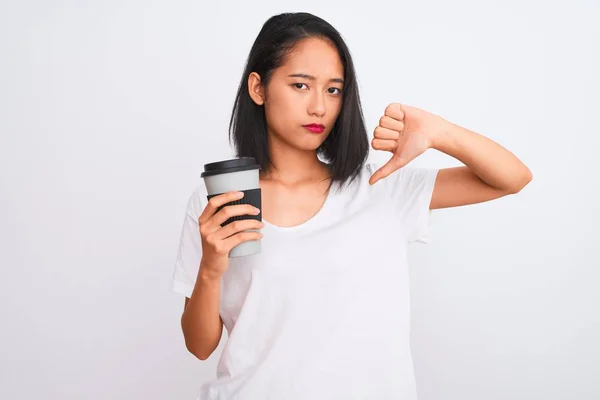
left=228, top=12, right=369, bottom=191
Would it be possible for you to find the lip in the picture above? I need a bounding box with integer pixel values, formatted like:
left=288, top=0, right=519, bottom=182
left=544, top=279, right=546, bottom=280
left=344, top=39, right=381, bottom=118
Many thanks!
left=302, top=124, right=325, bottom=133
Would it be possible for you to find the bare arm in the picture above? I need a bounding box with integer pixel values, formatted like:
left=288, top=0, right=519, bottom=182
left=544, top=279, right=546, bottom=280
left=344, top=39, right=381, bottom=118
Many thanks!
left=178, top=190, right=263, bottom=360
left=181, top=265, right=224, bottom=360
left=430, top=123, right=533, bottom=209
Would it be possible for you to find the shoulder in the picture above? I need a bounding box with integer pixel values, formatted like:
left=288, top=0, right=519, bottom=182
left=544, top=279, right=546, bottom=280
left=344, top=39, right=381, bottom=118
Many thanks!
left=359, top=160, right=423, bottom=188
left=332, top=161, right=389, bottom=201
left=184, top=184, right=209, bottom=217
left=359, top=160, right=439, bottom=200
left=363, top=160, right=438, bottom=183
left=361, top=161, right=380, bottom=175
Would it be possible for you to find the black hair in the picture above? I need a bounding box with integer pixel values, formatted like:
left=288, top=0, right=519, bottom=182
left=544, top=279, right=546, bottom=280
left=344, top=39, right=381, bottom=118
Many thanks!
left=228, top=12, right=369, bottom=191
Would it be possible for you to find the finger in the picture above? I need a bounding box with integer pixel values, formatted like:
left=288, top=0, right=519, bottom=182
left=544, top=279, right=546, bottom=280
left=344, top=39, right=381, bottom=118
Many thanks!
left=211, top=204, right=260, bottom=228
left=214, top=218, right=264, bottom=240
left=369, top=156, right=408, bottom=185
left=371, top=138, right=397, bottom=152
left=199, top=191, right=245, bottom=225
left=373, top=126, right=400, bottom=140
left=384, top=103, right=405, bottom=121
left=378, top=115, right=405, bottom=132
left=222, top=230, right=263, bottom=251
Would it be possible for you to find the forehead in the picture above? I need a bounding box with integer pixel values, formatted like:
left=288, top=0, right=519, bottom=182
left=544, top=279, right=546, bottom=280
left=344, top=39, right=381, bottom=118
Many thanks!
left=278, top=37, right=344, bottom=79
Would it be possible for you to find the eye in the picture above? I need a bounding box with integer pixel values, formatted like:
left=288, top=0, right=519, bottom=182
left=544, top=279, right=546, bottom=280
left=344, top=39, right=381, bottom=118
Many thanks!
left=328, top=87, right=342, bottom=95
left=293, top=83, right=308, bottom=90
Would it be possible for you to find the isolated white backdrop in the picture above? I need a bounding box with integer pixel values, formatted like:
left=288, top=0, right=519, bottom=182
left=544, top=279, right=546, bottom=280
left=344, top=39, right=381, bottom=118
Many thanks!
left=1, top=0, right=598, bottom=399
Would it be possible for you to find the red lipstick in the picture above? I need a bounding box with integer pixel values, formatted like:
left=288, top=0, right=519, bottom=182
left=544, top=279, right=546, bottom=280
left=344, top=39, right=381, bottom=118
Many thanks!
left=303, top=123, right=325, bottom=133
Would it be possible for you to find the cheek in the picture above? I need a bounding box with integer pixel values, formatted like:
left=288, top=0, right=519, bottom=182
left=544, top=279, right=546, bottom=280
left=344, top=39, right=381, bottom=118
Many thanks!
left=264, top=101, right=288, bottom=131
left=267, top=90, right=294, bottom=113
left=327, top=98, right=343, bottom=121
left=264, top=91, right=297, bottom=126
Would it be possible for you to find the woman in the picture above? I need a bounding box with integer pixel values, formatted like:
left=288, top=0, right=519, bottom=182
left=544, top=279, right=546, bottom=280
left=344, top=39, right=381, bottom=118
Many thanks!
left=172, top=12, right=532, bottom=400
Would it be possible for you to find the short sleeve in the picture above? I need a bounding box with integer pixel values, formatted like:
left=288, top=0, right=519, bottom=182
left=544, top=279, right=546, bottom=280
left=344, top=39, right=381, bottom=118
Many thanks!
left=371, top=162, right=439, bottom=244
left=171, top=187, right=206, bottom=298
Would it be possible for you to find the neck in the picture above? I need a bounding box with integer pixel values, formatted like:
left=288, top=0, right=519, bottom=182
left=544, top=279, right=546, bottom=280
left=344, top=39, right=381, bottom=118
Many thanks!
left=260, top=134, right=330, bottom=185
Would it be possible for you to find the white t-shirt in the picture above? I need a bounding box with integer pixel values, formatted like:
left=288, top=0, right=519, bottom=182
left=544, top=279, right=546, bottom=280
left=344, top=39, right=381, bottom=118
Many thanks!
left=172, top=161, right=439, bottom=400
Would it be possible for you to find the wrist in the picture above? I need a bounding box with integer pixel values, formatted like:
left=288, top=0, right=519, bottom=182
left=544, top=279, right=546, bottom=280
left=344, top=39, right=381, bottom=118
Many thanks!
left=198, top=264, right=223, bottom=283
left=430, top=119, right=456, bottom=152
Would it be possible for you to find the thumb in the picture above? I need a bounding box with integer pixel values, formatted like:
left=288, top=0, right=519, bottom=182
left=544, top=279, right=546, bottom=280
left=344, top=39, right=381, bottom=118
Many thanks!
left=369, top=156, right=407, bottom=185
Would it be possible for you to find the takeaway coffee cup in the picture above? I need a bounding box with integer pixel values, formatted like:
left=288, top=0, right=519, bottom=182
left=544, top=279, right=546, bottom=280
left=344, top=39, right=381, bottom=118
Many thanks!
left=201, top=157, right=262, bottom=258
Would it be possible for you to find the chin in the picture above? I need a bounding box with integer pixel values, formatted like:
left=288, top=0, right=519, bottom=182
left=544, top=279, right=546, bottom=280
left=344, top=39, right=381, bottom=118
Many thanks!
left=278, top=131, right=329, bottom=152
left=300, top=139, right=328, bottom=151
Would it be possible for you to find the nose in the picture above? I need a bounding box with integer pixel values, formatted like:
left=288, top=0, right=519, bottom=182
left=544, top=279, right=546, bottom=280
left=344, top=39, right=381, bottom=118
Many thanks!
left=307, top=91, right=326, bottom=117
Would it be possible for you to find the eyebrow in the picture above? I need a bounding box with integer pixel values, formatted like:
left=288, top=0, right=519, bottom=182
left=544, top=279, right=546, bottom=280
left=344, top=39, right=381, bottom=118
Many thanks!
left=287, top=73, right=344, bottom=84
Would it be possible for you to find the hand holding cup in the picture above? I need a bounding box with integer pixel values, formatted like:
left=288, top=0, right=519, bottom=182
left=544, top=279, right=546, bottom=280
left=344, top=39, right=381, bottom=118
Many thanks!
left=198, top=191, right=264, bottom=280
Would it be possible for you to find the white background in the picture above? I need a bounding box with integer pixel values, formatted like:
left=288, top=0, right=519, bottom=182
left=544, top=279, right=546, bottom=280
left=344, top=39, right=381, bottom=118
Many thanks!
left=1, top=0, right=599, bottom=399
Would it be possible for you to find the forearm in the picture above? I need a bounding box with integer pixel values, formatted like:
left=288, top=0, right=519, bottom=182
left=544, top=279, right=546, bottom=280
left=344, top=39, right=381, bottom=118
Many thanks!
left=181, top=265, right=223, bottom=360
left=432, top=122, right=532, bottom=193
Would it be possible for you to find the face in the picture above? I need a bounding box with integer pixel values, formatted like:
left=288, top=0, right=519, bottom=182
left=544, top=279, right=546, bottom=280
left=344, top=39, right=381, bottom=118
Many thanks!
left=248, top=37, right=345, bottom=152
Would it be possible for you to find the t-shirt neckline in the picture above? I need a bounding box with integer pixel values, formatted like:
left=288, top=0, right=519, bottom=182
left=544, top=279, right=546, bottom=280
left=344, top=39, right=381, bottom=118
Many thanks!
left=262, top=181, right=337, bottom=233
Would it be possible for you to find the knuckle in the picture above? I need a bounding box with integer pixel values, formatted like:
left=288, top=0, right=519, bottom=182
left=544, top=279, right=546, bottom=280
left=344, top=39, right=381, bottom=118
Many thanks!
left=386, top=103, right=402, bottom=118
left=231, top=220, right=244, bottom=231
left=214, top=243, right=227, bottom=255
left=241, top=232, right=254, bottom=241
left=208, top=198, right=219, bottom=209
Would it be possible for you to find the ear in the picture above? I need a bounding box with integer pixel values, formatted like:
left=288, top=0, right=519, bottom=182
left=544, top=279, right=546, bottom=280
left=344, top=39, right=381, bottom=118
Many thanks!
left=247, top=72, right=265, bottom=106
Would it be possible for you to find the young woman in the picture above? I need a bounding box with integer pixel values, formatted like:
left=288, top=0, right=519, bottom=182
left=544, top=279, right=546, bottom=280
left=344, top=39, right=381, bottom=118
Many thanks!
left=172, top=12, right=532, bottom=400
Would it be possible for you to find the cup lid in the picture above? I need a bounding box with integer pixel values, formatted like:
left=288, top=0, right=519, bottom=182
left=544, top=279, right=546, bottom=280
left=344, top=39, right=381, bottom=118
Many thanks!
left=201, top=157, right=261, bottom=178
